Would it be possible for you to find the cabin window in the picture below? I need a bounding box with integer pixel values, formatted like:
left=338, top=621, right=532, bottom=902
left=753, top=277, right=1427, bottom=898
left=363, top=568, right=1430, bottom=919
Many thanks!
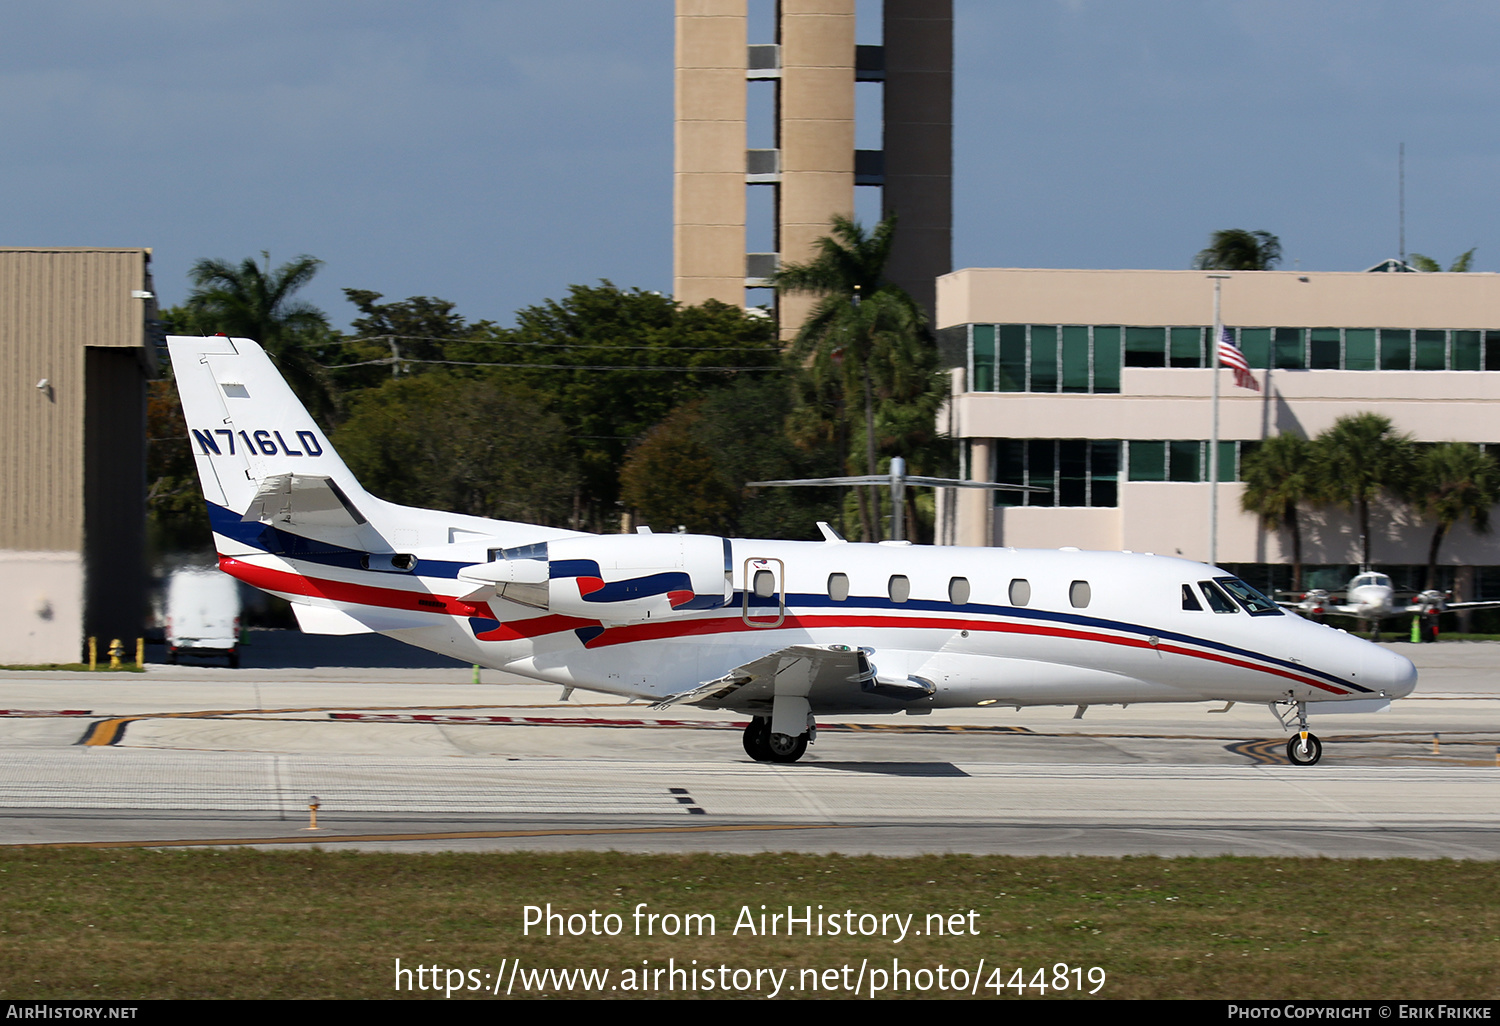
left=827, top=573, right=850, bottom=602
left=888, top=575, right=911, bottom=603
left=948, top=577, right=970, bottom=605
left=1009, top=579, right=1031, bottom=606
left=1198, top=580, right=1239, bottom=613
left=753, top=570, right=776, bottom=598
left=1069, top=580, right=1092, bottom=608
left=1181, top=584, right=1203, bottom=611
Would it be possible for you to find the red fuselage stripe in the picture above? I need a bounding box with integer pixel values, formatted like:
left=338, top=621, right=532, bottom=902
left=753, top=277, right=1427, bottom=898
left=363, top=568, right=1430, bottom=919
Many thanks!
left=219, top=557, right=495, bottom=620
left=223, top=558, right=1348, bottom=695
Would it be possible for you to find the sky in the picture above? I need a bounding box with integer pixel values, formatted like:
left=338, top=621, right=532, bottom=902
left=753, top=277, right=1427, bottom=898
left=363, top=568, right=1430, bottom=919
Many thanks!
left=1, top=1, right=1497, bottom=329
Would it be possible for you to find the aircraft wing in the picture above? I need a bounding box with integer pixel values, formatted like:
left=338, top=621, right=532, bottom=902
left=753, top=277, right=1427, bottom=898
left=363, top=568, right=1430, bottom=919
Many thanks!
left=652, top=644, right=934, bottom=714
left=1406, top=599, right=1500, bottom=612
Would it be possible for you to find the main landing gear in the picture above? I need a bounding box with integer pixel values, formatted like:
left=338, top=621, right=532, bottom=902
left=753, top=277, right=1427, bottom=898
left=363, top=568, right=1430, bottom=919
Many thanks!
left=742, top=716, right=810, bottom=763
left=1278, top=700, right=1323, bottom=766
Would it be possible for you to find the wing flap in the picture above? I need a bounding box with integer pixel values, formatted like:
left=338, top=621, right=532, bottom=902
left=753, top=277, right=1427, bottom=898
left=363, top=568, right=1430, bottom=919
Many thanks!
left=652, top=644, right=934, bottom=714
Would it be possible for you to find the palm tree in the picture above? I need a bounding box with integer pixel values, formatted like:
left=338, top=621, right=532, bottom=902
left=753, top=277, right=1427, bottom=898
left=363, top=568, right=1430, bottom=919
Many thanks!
left=186, top=253, right=334, bottom=423
left=771, top=215, right=932, bottom=540
left=1192, top=230, right=1282, bottom=270
left=1315, top=413, right=1415, bottom=568
left=1409, top=248, right=1476, bottom=273
left=1240, top=433, right=1317, bottom=591
left=1410, top=442, right=1497, bottom=589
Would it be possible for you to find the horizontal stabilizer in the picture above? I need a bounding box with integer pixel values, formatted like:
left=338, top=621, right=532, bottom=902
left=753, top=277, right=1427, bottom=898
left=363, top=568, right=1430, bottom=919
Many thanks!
left=291, top=603, right=375, bottom=636
left=242, top=474, right=368, bottom=529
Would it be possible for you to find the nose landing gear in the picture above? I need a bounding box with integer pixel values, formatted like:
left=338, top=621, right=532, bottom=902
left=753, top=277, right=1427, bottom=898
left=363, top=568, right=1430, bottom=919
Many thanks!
left=1272, top=699, right=1323, bottom=766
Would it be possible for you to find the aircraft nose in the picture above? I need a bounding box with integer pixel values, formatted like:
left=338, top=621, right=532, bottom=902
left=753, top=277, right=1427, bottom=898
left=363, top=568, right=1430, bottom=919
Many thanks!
left=1369, top=646, right=1418, bottom=698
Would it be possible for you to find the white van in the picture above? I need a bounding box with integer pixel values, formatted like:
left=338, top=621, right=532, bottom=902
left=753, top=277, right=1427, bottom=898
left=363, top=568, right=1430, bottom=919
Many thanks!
left=165, top=568, right=242, bottom=667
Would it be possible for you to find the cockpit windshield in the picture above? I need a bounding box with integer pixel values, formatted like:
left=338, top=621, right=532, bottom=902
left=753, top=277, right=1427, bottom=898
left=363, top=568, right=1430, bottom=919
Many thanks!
left=1217, top=577, right=1283, bottom=616
left=1351, top=573, right=1391, bottom=589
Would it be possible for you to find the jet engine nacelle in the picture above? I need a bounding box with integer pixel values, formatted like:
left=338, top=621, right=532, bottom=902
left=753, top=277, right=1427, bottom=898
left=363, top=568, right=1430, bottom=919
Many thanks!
left=458, top=534, right=731, bottom=624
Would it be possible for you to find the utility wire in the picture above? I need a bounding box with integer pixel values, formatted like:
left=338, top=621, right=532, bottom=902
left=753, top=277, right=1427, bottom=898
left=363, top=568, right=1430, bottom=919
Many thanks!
left=318, top=357, right=782, bottom=372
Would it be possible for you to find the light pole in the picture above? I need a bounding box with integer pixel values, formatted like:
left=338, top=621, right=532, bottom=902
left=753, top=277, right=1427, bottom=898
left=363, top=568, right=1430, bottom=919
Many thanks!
left=1208, top=274, right=1230, bottom=566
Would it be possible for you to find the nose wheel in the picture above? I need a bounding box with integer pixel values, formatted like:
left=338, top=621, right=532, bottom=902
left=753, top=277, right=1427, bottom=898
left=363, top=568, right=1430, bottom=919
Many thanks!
left=1286, top=731, right=1323, bottom=765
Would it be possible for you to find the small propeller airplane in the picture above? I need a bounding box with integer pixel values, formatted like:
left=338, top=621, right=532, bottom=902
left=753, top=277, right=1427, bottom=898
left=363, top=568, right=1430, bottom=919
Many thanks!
left=169, top=336, right=1417, bottom=766
left=1286, top=571, right=1500, bottom=642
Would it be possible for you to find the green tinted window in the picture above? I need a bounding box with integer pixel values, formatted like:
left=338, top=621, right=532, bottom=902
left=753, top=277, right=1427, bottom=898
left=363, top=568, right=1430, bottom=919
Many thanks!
left=971, top=324, right=996, bottom=391
left=1170, top=327, right=1203, bottom=368
left=1061, top=326, right=1090, bottom=392
left=1090, top=441, right=1120, bottom=507
left=1028, top=440, right=1056, bottom=506
left=1128, top=440, right=1166, bottom=481
left=1274, top=328, right=1305, bottom=369
left=1487, top=332, right=1500, bottom=371
left=1092, top=327, right=1121, bottom=392
left=998, top=325, right=1027, bottom=391
left=1124, top=327, right=1166, bottom=367
left=1169, top=440, right=1201, bottom=482
left=1214, top=440, right=1237, bottom=482
left=1309, top=328, right=1341, bottom=369
left=1415, top=329, right=1447, bottom=370
left=994, top=439, right=1026, bottom=507
left=1029, top=325, right=1058, bottom=392
left=1058, top=439, right=1087, bottom=506
left=1380, top=329, right=1411, bottom=370
left=1453, top=331, right=1481, bottom=371
left=1344, top=328, right=1376, bottom=370
left=1239, top=328, right=1271, bottom=369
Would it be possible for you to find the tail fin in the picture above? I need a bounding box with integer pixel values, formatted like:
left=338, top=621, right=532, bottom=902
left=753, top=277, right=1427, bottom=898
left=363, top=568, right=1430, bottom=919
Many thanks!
left=168, top=335, right=374, bottom=540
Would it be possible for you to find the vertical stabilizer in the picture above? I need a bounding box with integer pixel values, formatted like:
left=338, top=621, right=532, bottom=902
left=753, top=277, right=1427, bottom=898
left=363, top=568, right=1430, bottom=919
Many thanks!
left=168, top=335, right=364, bottom=517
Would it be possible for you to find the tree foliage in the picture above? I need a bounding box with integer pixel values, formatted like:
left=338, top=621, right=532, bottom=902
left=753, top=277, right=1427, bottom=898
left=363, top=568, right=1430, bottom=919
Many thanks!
left=332, top=373, right=577, bottom=527
left=1409, top=248, right=1476, bottom=273
left=1410, top=442, right=1498, bottom=588
left=1239, top=433, right=1317, bottom=589
left=619, top=377, right=842, bottom=539
left=1316, top=413, right=1414, bottom=568
left=176, top=253, right=337, bottom=425
left=1192, top=230, right=1282, bottom=271
left=772, top=215, right=944, bottom=541
left=498, top=283, right=783, bottom=529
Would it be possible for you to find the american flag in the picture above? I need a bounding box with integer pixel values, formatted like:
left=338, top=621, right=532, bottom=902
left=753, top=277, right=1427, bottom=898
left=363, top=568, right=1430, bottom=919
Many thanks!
left=1216, top=327, right=1260, bottom=391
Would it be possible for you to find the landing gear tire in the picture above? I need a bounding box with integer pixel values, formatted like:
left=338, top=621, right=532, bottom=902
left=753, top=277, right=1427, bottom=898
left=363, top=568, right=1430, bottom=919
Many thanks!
left=742, top=717, right=772, bottom=761
left=1286, top=732, right=1323, bottom=766
left=766, top=731, right=809, bottom=764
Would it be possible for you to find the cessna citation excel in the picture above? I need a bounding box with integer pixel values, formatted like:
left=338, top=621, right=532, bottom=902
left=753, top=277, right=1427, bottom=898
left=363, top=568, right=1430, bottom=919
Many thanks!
left=170, top=336, right=1417, bottom=767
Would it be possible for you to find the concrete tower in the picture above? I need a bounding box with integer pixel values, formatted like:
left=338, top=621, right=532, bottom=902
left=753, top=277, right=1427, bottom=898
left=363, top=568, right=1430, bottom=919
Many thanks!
left=673, top=0, right=952, bottom=331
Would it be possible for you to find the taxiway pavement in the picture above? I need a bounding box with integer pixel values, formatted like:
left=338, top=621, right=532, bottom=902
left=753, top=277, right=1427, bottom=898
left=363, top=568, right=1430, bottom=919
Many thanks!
left=2, top=633, right=1496, bottom=857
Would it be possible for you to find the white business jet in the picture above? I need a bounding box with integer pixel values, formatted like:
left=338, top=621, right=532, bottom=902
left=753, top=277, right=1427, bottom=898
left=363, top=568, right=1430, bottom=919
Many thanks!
left=169, top=336, right=1416, bottom=767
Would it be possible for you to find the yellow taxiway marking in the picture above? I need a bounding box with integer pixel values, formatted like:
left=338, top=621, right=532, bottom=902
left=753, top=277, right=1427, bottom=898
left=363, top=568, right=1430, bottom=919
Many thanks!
left=77, top=704, right=573, bottom=746
left=16, top=822, right=843, bottom=850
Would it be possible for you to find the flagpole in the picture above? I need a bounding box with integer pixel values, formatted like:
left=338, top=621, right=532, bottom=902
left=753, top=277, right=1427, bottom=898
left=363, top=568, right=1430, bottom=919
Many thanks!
left=1208, top=274, right=1230, bottom=566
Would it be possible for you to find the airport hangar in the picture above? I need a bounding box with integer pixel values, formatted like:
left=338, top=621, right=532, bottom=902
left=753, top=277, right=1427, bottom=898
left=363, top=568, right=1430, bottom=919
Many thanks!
left=0, top=247, right=159, bottom=665
left=934, top=266, right=1500, bottom=603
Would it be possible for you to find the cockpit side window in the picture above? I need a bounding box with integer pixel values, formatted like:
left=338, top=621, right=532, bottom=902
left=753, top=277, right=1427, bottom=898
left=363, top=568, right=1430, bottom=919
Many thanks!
left=1198, top=580, right=1239, bottom=613
left=1217, top=576, right=1283, bottom=616
left=1182, top=584, right=1203, bottom=611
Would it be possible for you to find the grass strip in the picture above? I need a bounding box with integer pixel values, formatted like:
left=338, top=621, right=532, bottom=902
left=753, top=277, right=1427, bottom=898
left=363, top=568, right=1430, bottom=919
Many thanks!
left=0, top=849, right=1495, bottom=1000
